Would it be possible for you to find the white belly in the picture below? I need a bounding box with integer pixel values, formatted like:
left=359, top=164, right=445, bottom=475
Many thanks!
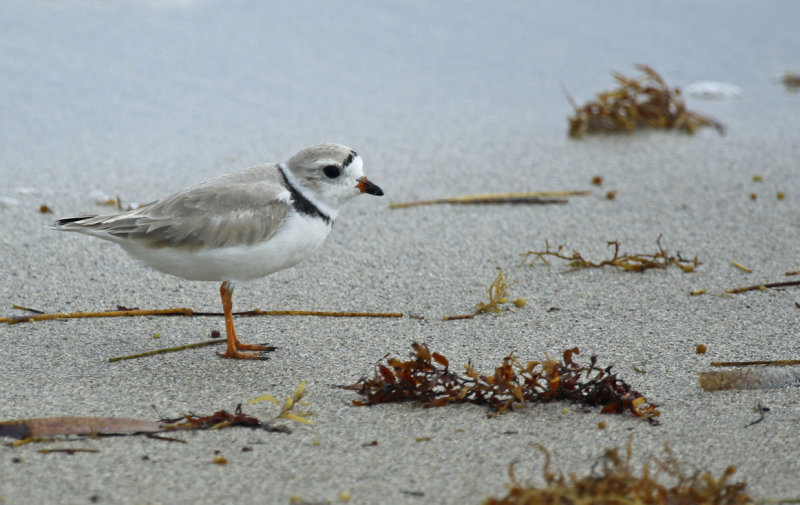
left=121, top=213, right=332, bottom=282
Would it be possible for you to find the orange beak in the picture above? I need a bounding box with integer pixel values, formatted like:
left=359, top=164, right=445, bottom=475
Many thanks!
left=356, top=176, right=384, bottom=196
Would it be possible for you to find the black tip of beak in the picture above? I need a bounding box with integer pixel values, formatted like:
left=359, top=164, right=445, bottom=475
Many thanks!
left=357, top=177, right=384, bottom=196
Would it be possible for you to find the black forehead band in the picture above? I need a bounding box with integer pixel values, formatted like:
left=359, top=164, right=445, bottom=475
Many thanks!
left=343, top=150, right=357, bottom=168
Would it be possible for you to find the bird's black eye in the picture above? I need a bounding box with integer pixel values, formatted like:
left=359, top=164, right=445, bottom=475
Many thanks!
left=323, top=165, right=341, bottom=178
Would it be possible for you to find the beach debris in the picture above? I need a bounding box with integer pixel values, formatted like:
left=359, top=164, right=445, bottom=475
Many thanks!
left=731, top=261, right=752, bottom=273
left=39, top=204, right=53, bottom=214
left=345, top=342, right=660, bottom=424
left=699, top=359, right=800, bottom=391
left=747, top=400, right=770, bottom=427
left=685, top=81, right=743, bottom=100
left=3, top=305, right=403, bottom=325
left=443, top=270, right=522, bottom=320
left=520, top=236, right=698, bottom=273
left=725, top=279, right=800, bottom=294
left=699, top=368, right=800, bottom=391
left=389, top=190, right=590, bottom=209
left=39, top=448, right=100, bottom=455
left=2, top=388, right=312, bottom=443
left=483, top=440, right=752, bottom=505
left=566, top=64, right=725, bottom=137
left=781, top=72, right=800, bottom=91
left=248, top=381, right=313, bottom=426
left=0, top=417, right=162, bottom=440
left=591, top=176, right=603, bottom=186
left=108, top=339, right=237, bottom=362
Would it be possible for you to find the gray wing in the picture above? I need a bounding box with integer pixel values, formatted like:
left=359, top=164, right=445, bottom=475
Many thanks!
left=59, top=168, right=290, bottom=250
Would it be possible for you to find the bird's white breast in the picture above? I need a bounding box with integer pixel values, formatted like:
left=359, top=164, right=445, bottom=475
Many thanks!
left=121, top=211, right=332, bottom=282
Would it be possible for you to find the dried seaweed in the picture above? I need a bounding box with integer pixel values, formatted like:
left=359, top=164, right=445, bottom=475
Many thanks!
left=345, top=343, right=660, bottom=424
left=521, top=236, right=698, bottom=273
left=444, top=270, right=524, bottom=320
left=567, top=64, right=725, bottom=137
left=484, top=440, right=752, bottom=505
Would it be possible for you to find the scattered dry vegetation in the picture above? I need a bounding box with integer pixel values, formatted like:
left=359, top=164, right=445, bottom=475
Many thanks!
left=1, top=384, right=311, bottom=443
left=521, top=236, right=698, bottom=273
left=444, top=270, right=525, bottom=320
left=484, top=440, right=752, bottom=505
left=566, top=64, right=725, bottom=137
left=345, top=343, right=660, bottom=424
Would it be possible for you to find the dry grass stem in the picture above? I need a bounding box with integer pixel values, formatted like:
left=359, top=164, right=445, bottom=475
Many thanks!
left=5, top=307, right=403, bottom=325
left=725, top=280, right=800, bottom=294
left=389, top=190, right=590, bottom=209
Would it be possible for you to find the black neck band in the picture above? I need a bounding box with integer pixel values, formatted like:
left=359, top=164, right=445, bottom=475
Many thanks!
left=279, top=166, right=332, bottom=225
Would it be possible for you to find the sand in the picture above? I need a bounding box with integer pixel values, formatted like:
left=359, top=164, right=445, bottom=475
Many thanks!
left=1, top=1, right=799, bottom=503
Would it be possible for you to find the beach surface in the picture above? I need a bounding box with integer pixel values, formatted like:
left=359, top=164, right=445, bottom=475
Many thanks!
left=1, top=1, right=799, bottom=503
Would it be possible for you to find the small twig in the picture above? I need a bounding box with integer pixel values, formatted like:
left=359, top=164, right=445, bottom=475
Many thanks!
left=731, top=261, right=752, bottom=273
left=6, top=308, right=192, bottom=325
left=6, top=307, right=404, bottom=324
left=725, top=280, right=800, bottom=294
left=711, top=359, right=800, bottom=367
left=200, top=309, right=404, bottom=318
left=39, top=448, right=100, bottom=455
left=108, top=339, right=229, bottom=362
left=12, top=304, right=45, bottom=314
left=146, top=433, right=187, bottom=443
left=389, top=190, right=589, bottom=209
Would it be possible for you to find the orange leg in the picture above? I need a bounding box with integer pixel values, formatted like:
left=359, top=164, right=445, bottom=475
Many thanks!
left=217, top=281, right=275, bottom=359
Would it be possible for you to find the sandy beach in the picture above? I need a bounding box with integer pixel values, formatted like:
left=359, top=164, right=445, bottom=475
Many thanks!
left=1, top=1, right=799, bottom=503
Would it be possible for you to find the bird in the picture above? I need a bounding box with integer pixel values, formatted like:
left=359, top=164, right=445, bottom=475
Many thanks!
left=53, top=143, right=383, bottom=359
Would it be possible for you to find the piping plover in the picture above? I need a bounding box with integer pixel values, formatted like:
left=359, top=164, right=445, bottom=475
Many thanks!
left=54, top=143, right=383, bottom=359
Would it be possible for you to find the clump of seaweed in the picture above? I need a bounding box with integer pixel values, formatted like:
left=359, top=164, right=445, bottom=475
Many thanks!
left=566, top=64, right=725, bottom=137
left=444, top=270, right=525, bottom=320
left=484, top=440, right=752, bottom=505
left=521, top=236, right=698, bottom=273
left=345, top=343, right=660, bottom=424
